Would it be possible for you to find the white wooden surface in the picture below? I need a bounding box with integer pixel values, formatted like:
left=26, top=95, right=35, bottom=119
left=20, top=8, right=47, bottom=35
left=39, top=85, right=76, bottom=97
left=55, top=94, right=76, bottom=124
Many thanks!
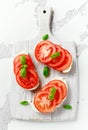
left=10, top=8, right=79, bottom=121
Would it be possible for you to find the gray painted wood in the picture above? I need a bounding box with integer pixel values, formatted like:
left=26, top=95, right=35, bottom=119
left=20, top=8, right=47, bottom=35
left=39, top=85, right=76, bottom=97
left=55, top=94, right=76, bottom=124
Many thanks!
left=10, top=7, right=79, bottom=121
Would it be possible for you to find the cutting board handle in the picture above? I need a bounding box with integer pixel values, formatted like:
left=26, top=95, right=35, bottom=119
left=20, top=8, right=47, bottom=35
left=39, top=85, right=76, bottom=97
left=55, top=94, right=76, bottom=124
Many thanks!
left=38, top=7, right=52, bottom=35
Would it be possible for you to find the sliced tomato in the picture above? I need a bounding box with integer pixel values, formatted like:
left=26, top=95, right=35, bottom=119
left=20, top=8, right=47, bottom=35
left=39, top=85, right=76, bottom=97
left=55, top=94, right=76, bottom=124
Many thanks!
left=48, top=80, right=67, bottom=99
left=16, top=69, right=39, bottom=90
left=14, top=54, right=34, bottom=74
left=14, top=54, right=34, bottom=68
left=14, top=62, right=22, bottom=75
left=34, top=91, right=56, bottom=113
left=35, top=40, right=56, bottom=63
left=47, top=45, right=65, bottom=67
left=54, top=49, right=72, bottom=71
left=42, top=84, right=62, bottom=105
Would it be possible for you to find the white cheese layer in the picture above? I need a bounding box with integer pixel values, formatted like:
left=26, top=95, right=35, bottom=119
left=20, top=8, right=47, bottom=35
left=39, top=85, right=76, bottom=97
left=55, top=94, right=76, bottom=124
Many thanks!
left=24, top=82, right=39, bottom=91
left=62, top=63, right=73, bottom=73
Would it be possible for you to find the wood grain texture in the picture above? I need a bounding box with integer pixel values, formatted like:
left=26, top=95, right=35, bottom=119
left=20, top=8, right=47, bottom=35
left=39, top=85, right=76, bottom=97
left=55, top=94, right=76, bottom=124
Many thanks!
left=9, top=40, right=79, bottom=121
left=10, top=7, right=79, bottom=121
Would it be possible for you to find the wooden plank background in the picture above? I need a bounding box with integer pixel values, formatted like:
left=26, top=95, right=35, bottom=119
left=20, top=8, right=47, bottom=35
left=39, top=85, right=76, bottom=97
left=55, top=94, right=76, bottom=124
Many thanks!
left=9, top=40, right=79, bottom=121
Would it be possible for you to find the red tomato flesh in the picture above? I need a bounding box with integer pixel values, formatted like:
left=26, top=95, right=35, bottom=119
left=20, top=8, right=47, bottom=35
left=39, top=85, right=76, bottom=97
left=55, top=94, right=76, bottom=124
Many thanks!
left=34, top=91, right=56, bottom=113
left=54, top=50, right=72, bottom=72
left=35, top=40, right=72, bottom=72
left=35, top=40, right=56, bottom=63
left=42, top=84, right=62, bottom=105
left=47, top=45, right=65, bottom=67
left=16, top=69, right=39, bottom=89
left=48, top=80, right=68, bottom=99
left=14, top=54, right=34, bottom=72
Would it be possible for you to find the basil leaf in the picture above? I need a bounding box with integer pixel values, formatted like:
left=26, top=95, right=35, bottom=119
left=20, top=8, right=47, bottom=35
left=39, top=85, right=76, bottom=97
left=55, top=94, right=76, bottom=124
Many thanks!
left=20, top=67, right=27, bottom=78
left=51, top=52, right=60, bottom=59
left=43, top=66, right=50, bottom=77
left=50, top=87, right=56, bottom=95
left=42, top=34, right=49, bottom=40
left=48, top=87, right=56, bottom=101
left=23, top=64, right=28, bottom=68
left=63, top=104, right=72, bottom=110
left=48, top=94, right=54, bottom=101
left=20, top=101, right=29, bottom=105
left=20, top=56, right=26, bottom=64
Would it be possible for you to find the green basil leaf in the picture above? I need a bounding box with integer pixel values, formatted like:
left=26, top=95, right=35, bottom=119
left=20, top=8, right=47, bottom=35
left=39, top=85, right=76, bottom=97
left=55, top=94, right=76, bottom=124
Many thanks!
left=20, top=101, right=29, bottom=105
left=48, top=88, right=56, bottom=101
left=20, top=56, right=26, bottom=64
left=48, top=94, right=54, bottom=101
left=23, top=64, right=28, bottom=68
left=43, top=66, right=50, bottom=77
left=50, top=87, right=56, bottom=95
left=42, top=34, right=49, bottom=40
left=51, top=52, right=60, bottom=59
left=63, top=104, right=72, bottom=110
left=20, top=67, right=27, bottom=78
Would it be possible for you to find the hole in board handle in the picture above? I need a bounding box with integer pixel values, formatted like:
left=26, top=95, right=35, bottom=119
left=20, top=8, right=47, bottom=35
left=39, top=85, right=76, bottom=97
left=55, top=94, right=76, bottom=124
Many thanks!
left=43, top=10, right=46, bottom=13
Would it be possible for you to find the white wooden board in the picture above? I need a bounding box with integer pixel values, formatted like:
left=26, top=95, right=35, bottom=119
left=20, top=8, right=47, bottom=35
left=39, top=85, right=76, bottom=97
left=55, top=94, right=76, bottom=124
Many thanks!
left=10, top=8, right=79, bottom=121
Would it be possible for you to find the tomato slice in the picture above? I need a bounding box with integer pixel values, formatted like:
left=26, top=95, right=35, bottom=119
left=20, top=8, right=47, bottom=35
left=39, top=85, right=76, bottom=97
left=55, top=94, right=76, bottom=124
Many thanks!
left=14, top=54, right=34, bottom=74
left=14, top=62, right=22, bottom=75
left=14, top=54, right=34, bottom=68
left=35, top=40, right=56, bottom=63
left=34, top=91, right=56, bottom=113
left=47, top=45, right=65, bottom=67
left=47, top=80, right=67, bottom=99
left=54, top=50, right=72, bottom=71
left=42, top=84, right=62, bottom=105
left=16, top=69, right=39, bottom=90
